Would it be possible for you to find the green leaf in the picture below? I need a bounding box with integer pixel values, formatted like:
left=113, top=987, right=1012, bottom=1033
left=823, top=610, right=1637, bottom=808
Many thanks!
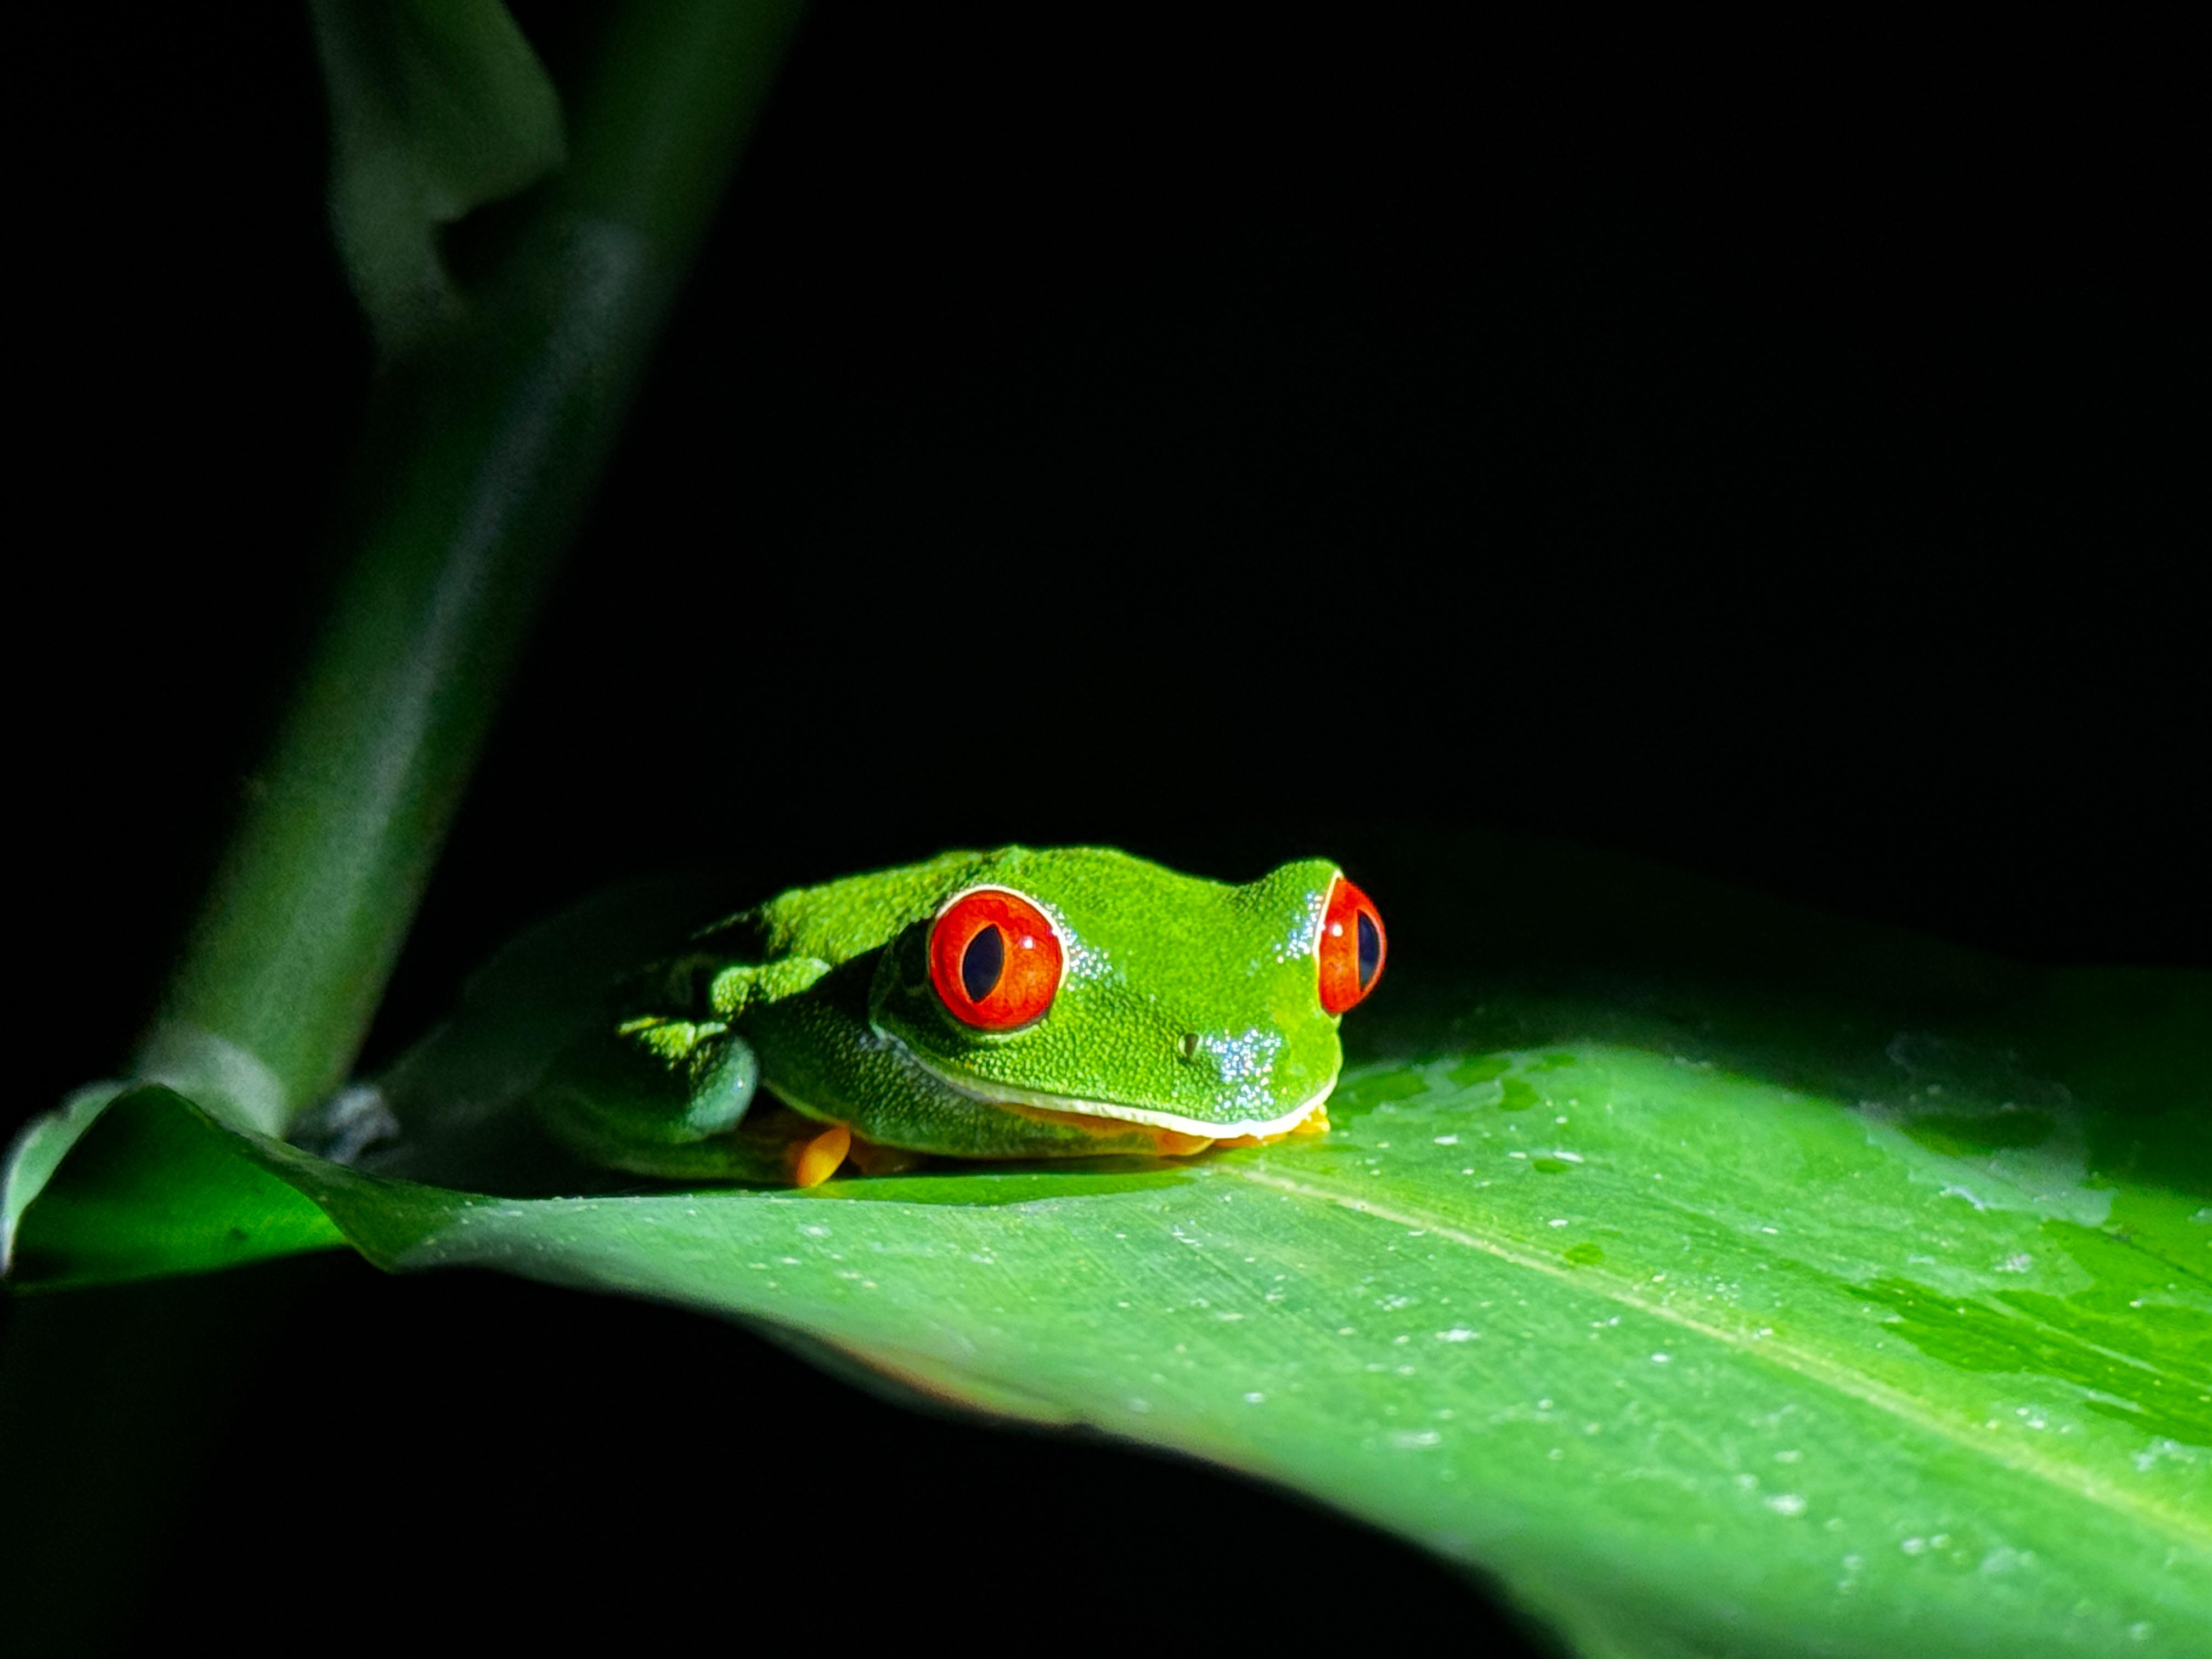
left=310, top=0, right=566, bottom=352
left=13, top=837, right=2208, bottom=1655
left=6, top=1088, right=345, bottom=1289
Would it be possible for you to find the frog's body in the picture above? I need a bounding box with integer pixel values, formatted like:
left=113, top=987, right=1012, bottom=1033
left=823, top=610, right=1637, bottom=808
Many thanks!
left=533, top=847, right=1385, bottom=1186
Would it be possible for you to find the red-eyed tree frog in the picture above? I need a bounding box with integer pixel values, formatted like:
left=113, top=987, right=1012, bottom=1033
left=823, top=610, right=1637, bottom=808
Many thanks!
left=534, top=847, right=1386, bottom=1185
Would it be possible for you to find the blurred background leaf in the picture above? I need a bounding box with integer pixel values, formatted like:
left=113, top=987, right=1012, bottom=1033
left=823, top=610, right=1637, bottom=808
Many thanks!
left=310, top=0, right=563, bottom=352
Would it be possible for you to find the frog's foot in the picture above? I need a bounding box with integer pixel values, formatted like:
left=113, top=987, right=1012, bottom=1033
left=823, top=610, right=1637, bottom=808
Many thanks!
left=784, top=1122, right=851, bottom=1187
left=782, top=1124, right=925, bottom=1182
left=752, top=1107, right=926, bottom=1181
left=719, top=1103, right=849, bottom=1186
left=844, top=1135, right=926, bottom=1177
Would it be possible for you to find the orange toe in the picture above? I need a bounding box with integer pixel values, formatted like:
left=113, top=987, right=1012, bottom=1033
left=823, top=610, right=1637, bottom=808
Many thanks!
left=787, top=1124, right=851, bottom=1187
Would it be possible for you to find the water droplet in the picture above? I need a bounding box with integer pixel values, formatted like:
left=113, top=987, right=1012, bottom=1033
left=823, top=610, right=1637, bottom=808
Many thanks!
left=1766, top=1494, right=1807, bottom=1516
left=1244, top=1391, right=1266, bottom=1404
left=1651, top=1352, right=1672, bottom=1364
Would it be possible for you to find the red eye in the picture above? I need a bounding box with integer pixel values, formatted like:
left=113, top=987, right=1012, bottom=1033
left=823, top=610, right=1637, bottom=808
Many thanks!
left=1317, top=874, right=1385, bottom=1014
left=929, top=887, right=1065, bottom=1030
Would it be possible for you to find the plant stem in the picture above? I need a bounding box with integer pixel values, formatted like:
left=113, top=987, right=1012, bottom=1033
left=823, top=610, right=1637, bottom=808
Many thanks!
left=138, top=0, right=807, bottom=1135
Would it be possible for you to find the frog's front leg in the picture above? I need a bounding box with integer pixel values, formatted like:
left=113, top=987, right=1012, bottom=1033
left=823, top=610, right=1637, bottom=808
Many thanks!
left=534, top=1013, right=848, bottom=1185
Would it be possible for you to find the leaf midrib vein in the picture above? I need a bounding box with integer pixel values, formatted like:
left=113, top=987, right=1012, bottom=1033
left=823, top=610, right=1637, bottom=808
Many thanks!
left=1226, top=1163, right=2212, bottom=1552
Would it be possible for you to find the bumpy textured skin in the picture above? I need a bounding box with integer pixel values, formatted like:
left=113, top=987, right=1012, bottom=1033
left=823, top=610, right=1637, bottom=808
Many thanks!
left=533, top=847, right=1347, bottom=1180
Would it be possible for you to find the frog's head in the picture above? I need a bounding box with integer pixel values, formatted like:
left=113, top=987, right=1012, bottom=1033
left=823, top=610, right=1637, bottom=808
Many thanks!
left=869, top=847, right=1385, bottom=1141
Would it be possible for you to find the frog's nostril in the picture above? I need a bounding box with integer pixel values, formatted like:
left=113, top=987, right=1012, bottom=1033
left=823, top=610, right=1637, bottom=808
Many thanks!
left=1175, top=1032, right=1202, bottom=1062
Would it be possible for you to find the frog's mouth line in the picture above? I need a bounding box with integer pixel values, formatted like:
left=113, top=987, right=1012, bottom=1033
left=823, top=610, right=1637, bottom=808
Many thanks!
left=897, top=1045, right=1335, bottom=1142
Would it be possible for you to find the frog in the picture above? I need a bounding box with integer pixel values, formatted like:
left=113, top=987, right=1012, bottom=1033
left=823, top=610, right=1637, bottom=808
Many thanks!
left=532, top=845, right=1386, bottom=1186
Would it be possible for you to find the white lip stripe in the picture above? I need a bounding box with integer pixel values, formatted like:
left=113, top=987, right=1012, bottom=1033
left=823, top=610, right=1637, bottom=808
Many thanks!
left=898, top=1042, right=1335, bottom=1139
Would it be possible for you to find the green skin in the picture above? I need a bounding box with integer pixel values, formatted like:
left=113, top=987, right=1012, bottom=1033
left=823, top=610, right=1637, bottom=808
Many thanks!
left=534, top=847, right=1356, bottom=1182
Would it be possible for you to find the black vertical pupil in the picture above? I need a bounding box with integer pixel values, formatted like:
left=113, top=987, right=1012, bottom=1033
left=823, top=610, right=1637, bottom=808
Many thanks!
left=1356, top=912, right=1380, bottom=988
left=961, top=924, right=1006, bottom=1003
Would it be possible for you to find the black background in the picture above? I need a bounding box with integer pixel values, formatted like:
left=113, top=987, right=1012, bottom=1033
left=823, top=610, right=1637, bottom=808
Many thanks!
left=9, top=4, right=2203, bottom=1652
